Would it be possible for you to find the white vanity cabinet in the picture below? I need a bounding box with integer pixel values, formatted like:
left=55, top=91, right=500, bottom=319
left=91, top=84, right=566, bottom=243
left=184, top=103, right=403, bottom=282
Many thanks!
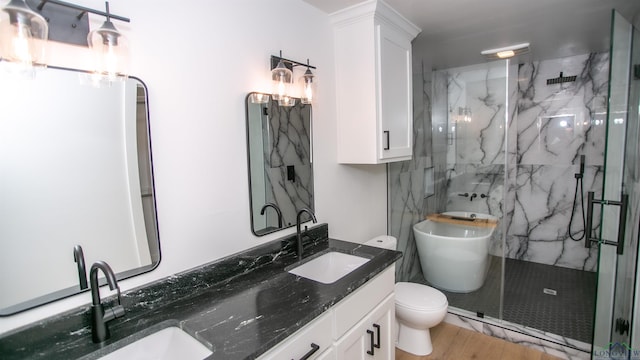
left=258, top=266, right=396, bottom=360
left=331, top=0, right=420, bottom=164
left=334, top=295, right=394, bottom=359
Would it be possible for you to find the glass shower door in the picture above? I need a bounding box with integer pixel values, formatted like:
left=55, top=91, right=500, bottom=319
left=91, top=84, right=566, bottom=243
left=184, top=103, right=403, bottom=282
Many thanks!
left=592, top=10, right=640, bottom=358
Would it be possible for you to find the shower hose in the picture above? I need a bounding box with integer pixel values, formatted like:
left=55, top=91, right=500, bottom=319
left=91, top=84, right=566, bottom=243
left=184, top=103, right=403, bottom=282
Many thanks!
left=568, top=173, right=586, bottom=241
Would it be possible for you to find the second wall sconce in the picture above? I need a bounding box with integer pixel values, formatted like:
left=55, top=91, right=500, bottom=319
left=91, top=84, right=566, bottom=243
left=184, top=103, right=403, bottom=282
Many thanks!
left=270, top=51, right=316, bottom=106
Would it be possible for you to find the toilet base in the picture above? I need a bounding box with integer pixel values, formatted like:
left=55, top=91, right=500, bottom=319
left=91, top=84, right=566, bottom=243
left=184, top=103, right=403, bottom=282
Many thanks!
left=396, top=323, right=434, bottom=356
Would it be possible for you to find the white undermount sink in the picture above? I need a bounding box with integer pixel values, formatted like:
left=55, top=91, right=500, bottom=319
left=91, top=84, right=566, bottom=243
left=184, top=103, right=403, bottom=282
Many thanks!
left=98, top=326, right=212, bottom=360
left=288, top=251, right=370, bottom=284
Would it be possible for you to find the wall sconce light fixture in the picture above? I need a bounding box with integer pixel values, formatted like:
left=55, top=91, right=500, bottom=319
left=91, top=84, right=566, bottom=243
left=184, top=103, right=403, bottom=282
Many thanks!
left=86, top=2, right=129, bottom=81
left=0, top=0, right=130, bottom=79
left=270, top=51, right=316, bottom=106
left=299, top=59, right=315, bottom=105
left=0, top=0, right=48, bottom=71
left=271, top=51, right=292, bottom=102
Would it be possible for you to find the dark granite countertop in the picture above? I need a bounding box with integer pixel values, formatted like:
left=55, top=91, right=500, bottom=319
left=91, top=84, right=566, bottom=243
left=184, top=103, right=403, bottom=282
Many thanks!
left=0, top=224, right=401, bottom=360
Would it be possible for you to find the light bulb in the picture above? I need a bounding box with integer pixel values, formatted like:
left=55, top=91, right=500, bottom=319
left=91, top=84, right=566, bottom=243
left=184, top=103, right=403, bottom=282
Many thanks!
left=88, top=18, right=129, bottom=82
left=0, top=0, right=48, bottom=71
left=271, top=58, right=292, bottom=101
left=299, top=65, right=315, bottom=105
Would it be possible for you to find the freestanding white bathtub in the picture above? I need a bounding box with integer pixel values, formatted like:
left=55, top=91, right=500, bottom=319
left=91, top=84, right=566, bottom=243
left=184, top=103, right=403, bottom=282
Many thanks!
left=413, top=211, right=498, bottom=293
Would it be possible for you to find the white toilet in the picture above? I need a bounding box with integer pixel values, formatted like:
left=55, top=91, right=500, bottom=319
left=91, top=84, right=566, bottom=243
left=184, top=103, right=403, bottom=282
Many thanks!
left=365, top=235, right=448, bottom=356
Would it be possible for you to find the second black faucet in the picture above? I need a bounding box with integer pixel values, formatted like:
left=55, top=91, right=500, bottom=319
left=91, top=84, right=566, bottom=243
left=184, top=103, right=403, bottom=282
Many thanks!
left=296, top=208, right=317, bottom=261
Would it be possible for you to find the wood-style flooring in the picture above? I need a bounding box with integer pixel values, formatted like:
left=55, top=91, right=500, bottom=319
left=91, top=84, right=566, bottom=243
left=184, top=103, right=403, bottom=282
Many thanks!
left=395, top=322, right=563, bottom=360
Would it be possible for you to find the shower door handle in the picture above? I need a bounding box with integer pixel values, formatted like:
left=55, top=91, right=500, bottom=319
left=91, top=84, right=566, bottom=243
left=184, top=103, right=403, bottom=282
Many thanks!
left=585, top=191, right=628, bottom=255
left=585, top=192, right=595, bottom=249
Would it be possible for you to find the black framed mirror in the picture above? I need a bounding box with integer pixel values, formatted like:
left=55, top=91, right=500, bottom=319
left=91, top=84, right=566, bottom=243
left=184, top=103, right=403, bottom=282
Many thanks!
left=0, top=63, right=160, bottom=315
left=245, top=92, right=314, bottom=236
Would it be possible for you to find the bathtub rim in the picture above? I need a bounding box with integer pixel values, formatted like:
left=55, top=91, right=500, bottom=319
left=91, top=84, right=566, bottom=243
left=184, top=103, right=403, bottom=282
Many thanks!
left=413, top=218, right=497, bottom=242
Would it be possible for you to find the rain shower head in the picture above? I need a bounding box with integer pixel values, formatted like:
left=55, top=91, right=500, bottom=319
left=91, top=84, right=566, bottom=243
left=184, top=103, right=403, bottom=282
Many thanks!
left=546, top=72, right=577, bottom=85
left=481, top=42, right=530, bottom=59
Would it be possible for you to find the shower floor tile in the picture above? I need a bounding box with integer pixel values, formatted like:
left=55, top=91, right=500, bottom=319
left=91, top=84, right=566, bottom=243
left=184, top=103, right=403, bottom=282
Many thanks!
left=410, top=256, right=596, bottom=343
left=503, top=257, right=596, bottom=343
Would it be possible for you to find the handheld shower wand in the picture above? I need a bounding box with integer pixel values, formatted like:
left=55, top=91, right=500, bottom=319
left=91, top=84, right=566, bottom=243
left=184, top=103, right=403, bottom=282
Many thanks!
left=579, top=154, right=585, bottom=177
left=569, top=155, right=586, bottom=241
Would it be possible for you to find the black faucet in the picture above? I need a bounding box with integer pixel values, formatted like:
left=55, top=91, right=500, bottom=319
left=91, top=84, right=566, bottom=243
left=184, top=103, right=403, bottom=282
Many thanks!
left=73, top=245, right=88, bottom=290
left=296, top=208, right=317, bottom=261
left=260, top=203, right=283, bottom=228
left=90, top=261, right=125, bottom=343
left=470, top=193, right=478, bottom=201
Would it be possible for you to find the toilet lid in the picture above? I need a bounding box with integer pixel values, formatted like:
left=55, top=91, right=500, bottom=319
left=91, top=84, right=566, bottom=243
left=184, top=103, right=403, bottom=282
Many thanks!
left=395, top=282, right=448, bottom=310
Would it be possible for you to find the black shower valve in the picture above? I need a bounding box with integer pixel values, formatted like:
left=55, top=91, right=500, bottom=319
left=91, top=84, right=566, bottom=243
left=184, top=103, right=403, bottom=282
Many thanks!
left=458, top=193, right=469, bottom=197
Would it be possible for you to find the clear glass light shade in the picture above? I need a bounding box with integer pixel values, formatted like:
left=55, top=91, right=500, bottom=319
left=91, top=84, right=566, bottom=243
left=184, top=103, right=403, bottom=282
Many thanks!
left=0, top=0, right=48, bottom=69
left=249, top=92, right=270, bottom=104
left=271, top=59, right=292, bottom=101
left=88, top=20, right=129, bottom=81
left=278, top=95, right=296, bottom=107
left=299, top=68, right=315, bottom=104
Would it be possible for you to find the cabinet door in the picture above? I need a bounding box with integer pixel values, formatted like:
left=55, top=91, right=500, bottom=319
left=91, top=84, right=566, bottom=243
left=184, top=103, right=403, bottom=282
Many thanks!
left=316, top=346, right=336, bottom=360
left=334, top=294, right=395, bottom=360
left=376, top=22, right=413, bottom=162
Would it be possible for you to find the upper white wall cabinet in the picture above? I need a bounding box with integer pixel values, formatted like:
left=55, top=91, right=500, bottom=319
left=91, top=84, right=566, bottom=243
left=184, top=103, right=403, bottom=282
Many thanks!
left=331, top=0, right=421, bottom=164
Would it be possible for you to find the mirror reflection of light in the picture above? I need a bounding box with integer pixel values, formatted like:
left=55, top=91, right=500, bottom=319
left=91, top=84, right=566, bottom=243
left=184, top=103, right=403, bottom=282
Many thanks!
left=559, top=120, right=568, bottom=127
left=614, top=118, right=624, bottom=125
left=438, top=126, right=443, bottom=132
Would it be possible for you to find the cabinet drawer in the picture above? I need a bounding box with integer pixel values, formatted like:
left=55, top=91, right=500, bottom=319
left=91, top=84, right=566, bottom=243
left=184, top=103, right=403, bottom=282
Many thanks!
left=258, top=311, right=333, bottom=360
left=332, top=266, right=394, bottom=339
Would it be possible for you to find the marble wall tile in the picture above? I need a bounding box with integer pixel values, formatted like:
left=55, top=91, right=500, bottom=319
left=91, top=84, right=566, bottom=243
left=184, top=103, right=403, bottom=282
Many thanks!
left=389, top=60, right=435, bottom=282
left=437, top=53, right=609, bottom=271
left=429, top=70, right=450, bottom=215
left=446, top=63, right=508, bottom=166
left=517, top=54, right=609, bottom=167
left=262, top=101, right=314, bottom=227
left=508, top=53, right=608, bottom=270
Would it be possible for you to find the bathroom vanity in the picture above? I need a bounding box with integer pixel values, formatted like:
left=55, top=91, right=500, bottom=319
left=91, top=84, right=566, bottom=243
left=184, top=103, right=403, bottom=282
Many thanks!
left=0, top=224, right=401, bottom=360
left=259, top=266, right=395, bottom=359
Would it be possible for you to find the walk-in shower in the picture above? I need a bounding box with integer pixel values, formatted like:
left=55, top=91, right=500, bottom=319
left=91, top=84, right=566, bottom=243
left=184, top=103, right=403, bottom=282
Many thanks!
left=389, top=9, right=640, bottom=358
left=433, top=50, right=606, bottom=345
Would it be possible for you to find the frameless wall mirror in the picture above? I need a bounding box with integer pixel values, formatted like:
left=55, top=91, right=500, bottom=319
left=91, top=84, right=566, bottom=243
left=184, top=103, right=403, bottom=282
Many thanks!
left=0, top=63, right=160, bottom=315
left=245, top=92, right=314, bottom=236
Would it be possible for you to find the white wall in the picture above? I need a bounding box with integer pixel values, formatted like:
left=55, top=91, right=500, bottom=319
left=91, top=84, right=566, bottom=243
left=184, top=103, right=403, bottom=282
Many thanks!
left=0, top=0, right=387, bottom=334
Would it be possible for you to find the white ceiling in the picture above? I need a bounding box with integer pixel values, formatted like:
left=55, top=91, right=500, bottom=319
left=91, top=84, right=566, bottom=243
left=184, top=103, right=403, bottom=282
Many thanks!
left=302, top=0, right=640, bottom=69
